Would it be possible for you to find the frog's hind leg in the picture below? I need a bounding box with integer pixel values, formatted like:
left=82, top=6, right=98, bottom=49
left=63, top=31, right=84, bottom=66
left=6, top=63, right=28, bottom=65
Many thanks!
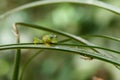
left=33, top=37, right=39, bottom=45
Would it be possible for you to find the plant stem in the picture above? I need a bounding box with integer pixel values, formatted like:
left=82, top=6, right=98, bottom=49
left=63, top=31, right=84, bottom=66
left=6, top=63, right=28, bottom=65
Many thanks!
left=12, top=24, right=21, bottom=80
left=13, top=49, right=21, bottom=80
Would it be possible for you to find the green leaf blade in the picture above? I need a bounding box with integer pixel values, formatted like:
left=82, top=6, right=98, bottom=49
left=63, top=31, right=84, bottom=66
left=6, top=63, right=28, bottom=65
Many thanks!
left=0, top=44, right=120, bottom=66
left=0, top=0, right=120, bottom=19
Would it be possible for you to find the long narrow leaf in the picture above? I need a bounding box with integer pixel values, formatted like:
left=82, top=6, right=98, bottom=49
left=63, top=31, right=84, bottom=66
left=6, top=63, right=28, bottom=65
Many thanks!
left=20, top=50, right=44, bottom=80
left=0, top=43, right=120, bottom=55
left=16, top=23, right=94, bottom=46
left=0, top=44, right=120, bottom=66
left=83, top=35, right=120, bottom=42
left=0, top=0, right=120, bottom=19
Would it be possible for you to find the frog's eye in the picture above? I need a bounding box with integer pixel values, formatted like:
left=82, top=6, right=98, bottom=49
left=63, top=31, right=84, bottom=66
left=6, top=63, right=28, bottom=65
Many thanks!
left=50, top=35, right=57, bottom=39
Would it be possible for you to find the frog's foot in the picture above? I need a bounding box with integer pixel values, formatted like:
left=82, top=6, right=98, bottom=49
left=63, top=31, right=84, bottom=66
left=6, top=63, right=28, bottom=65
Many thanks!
left=45, top=43, right=50, bottom=47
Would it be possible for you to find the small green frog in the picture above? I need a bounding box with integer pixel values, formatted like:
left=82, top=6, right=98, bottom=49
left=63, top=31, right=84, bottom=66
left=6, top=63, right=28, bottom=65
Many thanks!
left=33, top=34, right=57, bottom=47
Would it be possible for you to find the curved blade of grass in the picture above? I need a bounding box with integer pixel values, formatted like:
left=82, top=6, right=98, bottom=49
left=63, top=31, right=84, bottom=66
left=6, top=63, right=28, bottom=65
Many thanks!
left=20, top=50, right=44, bottom=80
left=0, top=43, right=120, bottom=55
left=60, top=43, right=120, bottom=62
left=15, top=23, right=93, bottom=45
left=0, top=44, right=120, bottom=66
left=82, top=35, right=120, bottom=42
left=15, top=23, right=100, bottom=53
left=59, top=44, right=120, bottom=55
left=0, top=0, right=120, bottom=19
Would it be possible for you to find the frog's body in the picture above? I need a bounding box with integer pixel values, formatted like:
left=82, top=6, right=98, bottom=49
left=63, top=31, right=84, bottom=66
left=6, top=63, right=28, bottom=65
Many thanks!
left=33, top=34, right=57, bottom=47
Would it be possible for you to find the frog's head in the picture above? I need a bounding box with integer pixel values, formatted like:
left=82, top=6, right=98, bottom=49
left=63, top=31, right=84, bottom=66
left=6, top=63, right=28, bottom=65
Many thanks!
left=49, top=34, right=57, bottom=43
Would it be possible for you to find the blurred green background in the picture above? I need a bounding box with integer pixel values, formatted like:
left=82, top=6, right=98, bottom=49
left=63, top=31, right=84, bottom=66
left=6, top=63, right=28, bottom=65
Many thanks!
left=0, top=0, right=120, bottom=80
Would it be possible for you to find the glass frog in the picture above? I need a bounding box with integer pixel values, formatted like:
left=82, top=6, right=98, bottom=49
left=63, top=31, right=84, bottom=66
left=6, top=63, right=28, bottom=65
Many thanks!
left=33, top=34, right=57, bottom=47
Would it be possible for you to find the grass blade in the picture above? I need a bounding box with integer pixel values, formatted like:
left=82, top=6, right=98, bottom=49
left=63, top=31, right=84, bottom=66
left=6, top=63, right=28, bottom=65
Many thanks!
left=19, top=50, right=43, bottom=80
left=83, top=35, right=120, bottom=42
left=0, top=44, right=120, bottom=66
left=0, top=0, right=120, bottom=19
